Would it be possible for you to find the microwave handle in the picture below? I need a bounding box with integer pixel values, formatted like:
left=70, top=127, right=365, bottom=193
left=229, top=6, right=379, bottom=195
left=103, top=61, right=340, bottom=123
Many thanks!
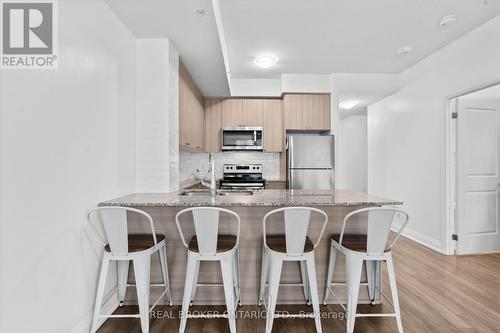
left=254, top=131, right=257, bottom=142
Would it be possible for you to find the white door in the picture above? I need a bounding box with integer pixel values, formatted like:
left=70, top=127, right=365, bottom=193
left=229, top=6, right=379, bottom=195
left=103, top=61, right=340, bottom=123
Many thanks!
left=456, top=99, right=500, bottom=254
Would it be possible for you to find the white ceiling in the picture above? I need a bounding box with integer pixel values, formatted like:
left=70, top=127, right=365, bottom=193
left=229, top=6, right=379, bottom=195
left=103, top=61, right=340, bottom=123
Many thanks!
left=106, top=0, right=500, bottom=99
left=105, top=0, right=230, bottom=96
left=221, top=0, right=500, bottom=79
left=332, top=73, right=401, bottom=112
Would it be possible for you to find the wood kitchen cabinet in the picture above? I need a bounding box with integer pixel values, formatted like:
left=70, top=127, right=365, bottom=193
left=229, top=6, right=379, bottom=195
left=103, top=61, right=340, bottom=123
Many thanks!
left=242, top=99, right=263, bottom=126
left=205, top=99, right=223, bottom=152
left=207, top=98, right=277, bottom=152
left=222, top=99, right=243, bottom=127
left=179, top=63, right=205, bottom=151
left=283, top=93, right=330, bottom=130
left=222, top=98, right=263, bottom=127
left=262, top=99, right=282, bottom=152
left=283, top=94, right=307, bottom=130
left=195, top=93, right=328, bottom=153
left=306, top=94, right=330, bottom=130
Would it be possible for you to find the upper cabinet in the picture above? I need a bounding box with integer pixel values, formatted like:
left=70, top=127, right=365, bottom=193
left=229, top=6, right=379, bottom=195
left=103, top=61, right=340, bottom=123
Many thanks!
left=262, top=99, right=282, bottom=152
left=242, top=99, right=263, bottom=127
left=205, top=99, right=223, bottom=152
left=222, top=99, right=243, bottom=127
left=283, top=94, right=307, bottom=129
left=306, top=94, right=330, bottom=130
left=283, top=94, right=330, bottom=130
left=179, top=63, right=205, bottom=151
left=186, top=91, right=328, bottom=153
left=222, top=99, right=263, bottom=127
left=208, top=98, right=280, bottom=152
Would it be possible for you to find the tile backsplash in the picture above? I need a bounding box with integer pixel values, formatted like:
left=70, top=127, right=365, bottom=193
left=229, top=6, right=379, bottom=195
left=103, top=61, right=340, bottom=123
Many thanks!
left=180, top=150, right=281, bottom=181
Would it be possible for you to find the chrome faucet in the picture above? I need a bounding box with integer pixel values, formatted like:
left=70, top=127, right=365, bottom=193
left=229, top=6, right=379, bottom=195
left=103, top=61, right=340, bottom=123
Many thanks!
left=200, top=153, right=217, bottom=196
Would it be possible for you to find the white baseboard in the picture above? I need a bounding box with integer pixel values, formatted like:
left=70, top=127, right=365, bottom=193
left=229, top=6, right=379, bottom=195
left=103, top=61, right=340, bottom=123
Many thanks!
left=70, top=291, right=119, bottom=333
left=392, top=224, right=443, bottom=254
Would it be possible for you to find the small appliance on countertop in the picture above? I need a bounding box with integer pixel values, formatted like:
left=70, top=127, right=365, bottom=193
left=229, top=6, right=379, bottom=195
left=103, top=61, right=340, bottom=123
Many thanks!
left=220, top=164, right=265, bottom=190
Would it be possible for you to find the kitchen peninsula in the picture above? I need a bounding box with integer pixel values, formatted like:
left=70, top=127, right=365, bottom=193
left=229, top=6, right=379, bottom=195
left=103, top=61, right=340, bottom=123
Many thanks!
left=98, top=189, right=401, bottom=305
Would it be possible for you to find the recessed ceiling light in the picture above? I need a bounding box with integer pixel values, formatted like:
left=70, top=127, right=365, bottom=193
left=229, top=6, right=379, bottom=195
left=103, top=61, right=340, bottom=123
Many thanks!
left=440, top=15, right=457, bottom=27
left=339, top=100, right=359, bottom=110
left=196, top=9, right=205, bottom=16
left=396, top=46, right=413, bottom=56
left=254, top=55, right=278, bottom=68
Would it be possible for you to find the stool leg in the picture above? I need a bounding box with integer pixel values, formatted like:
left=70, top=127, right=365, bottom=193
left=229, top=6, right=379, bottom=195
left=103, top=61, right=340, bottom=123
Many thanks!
left=189, top=260, right=200, bottom=306
left=221, top=255, right=237, bottom=333
left=258, top=246, right=269, bottom=306
left=323, top=243, right=337, bottom=305
left=300, top=261, right=311, bottom=305
left=305, top=254, right=322, bottom=333
left=366, top=260, right=378, bottom=305
left=117, top=260, right=129, bottom=307
left=133, top=255, right=151, bottom=333
left=265, top=255, right=283, bottom=333
left=90, top=255, right=110, bottom=333
left=179, top=254, right=196, bottom=333
left=345, top=254, right=363, bottom=333
left=159, top=244, right=173, bottom=306
left=233, top=248, right=242, bottom=306
left=386, top=253, right=404, bottom=333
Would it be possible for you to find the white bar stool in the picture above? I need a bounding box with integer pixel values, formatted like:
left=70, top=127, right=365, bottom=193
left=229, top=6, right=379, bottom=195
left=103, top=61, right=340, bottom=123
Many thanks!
left=88, top=207, right=173, bottom=333
left=322, top=207, right=409, bottom=333
left=258, top=207, right=328, bottom=333
left=175, top=207, right=241, bottom=333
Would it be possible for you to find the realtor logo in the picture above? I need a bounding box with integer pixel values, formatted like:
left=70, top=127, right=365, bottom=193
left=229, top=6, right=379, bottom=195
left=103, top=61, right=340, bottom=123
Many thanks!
left=1, top=0, right=58, bottom=69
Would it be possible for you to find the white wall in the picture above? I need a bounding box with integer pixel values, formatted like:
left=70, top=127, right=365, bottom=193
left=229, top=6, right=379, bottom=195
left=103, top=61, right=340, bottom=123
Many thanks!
left=135, top=39, right=179, bottom=192
left=0, top=0, right=136, bottom=332
left=339, top=114, right=367, bottom=192
left=230, top=78, right=282, bottom=97
left=281, top=74, right=332, bottom=93
left=228, top=74, right=332, bottom=97
left=368, top=15, right=500, bottom=253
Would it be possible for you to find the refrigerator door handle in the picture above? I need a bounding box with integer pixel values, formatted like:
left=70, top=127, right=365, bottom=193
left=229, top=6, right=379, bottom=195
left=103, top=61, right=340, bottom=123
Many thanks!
left=289, top=167, right=333, bottom=170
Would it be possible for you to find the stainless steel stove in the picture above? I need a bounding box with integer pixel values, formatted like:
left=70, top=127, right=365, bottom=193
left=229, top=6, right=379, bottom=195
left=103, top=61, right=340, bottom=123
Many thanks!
left=220, top=164, right=265, bottom=190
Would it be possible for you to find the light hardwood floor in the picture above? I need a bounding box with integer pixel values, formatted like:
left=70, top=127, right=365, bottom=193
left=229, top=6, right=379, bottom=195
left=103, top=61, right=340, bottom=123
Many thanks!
left=98, top=236, right=500, bottom=332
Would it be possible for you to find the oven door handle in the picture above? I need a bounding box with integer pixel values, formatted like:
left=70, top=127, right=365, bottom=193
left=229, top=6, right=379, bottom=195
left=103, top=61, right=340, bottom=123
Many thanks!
left=221, top=182, right=264, bottom=187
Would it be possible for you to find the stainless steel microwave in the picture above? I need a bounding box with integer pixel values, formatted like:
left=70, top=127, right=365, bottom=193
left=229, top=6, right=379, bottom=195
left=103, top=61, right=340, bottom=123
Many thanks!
left=221, top=127, right=263, bottom=151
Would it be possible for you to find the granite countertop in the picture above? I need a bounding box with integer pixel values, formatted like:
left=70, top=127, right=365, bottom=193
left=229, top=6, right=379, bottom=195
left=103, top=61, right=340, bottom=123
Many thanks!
left=98, top=189, right=402, bottom=207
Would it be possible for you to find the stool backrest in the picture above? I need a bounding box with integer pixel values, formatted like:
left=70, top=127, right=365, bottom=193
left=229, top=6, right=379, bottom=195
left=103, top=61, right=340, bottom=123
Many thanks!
left=263, top=207, right=328, bottom=256
left=340, top=207, right=409, bottom=255
left=175, top=207, right=241, bottom=256
left=88, top=207, right=157, bottom=255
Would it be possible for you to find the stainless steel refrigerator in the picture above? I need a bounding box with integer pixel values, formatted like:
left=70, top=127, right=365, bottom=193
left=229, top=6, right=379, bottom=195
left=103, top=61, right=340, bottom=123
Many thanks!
left=286, top=134, right=335, bottom=189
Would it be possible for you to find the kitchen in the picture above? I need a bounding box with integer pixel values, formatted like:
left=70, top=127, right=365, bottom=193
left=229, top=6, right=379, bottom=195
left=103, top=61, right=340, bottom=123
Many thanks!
left=1, top=1, right=500, bottom=333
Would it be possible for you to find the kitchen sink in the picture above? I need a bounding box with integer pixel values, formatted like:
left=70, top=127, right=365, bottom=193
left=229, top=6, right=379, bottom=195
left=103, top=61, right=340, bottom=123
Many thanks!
left=178, top=189, right=212, bottom=196
left=179, top=189, right=254, bottom=196
left=218, top=189, right=254, bottom=196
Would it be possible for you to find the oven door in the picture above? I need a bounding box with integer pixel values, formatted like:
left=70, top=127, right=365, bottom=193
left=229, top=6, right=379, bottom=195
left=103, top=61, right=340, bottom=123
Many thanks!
left=221, top=127, right=263, bottom=151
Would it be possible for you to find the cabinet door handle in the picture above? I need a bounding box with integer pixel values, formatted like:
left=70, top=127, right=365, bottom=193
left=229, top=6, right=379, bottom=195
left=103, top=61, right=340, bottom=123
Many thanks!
left=186, top=142, right=191, bottom=145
